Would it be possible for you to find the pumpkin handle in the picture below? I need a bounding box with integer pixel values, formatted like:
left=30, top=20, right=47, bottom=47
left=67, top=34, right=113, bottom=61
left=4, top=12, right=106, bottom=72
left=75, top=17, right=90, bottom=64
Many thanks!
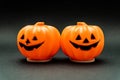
left=35, top=22, right=45, bottom=26
left=77, top=22, right=87, bottom=26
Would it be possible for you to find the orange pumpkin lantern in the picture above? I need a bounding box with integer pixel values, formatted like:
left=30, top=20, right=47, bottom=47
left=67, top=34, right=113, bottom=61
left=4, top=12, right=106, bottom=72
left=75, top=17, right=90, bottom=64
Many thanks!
left=61, top=22, right=104, bottom=63
left=17, top=22, right=60, bottom=62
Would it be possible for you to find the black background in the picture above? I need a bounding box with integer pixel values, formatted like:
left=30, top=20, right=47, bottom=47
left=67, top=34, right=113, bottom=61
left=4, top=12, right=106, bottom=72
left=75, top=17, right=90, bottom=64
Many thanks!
left=0, top=1, right=120, bottom=80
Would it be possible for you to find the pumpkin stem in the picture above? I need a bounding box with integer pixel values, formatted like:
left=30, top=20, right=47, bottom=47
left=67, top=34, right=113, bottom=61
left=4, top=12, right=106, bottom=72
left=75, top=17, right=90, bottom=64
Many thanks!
left=77, top=22, right=87, bottom=26
left=35, top=22, right=45, bottom=26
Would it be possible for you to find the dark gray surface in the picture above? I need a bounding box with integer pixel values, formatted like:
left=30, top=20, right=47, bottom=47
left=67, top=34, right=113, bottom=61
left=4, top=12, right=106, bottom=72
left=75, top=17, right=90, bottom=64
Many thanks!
left=0, top=49, right=120, bottom=80
left=0, top=2, right=120, bottom=80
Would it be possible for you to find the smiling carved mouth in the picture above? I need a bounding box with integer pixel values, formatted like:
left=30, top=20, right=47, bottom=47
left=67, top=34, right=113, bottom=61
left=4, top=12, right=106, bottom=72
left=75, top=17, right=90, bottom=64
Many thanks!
left=70, top=41, right=99, bottom=50
left=19, top=42, right=44, bottom=51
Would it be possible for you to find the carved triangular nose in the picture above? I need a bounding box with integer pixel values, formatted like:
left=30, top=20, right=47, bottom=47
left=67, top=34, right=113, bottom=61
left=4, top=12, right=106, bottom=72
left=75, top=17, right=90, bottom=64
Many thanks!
left=83, top=38, right=89, bottom=43
left=26, top=39, right=30, bottom=44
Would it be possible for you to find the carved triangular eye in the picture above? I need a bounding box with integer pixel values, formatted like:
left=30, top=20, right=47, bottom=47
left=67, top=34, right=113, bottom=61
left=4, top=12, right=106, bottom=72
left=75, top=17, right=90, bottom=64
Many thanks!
left=76, top=35, right=81, bottom=40
left=33, top=36, right=37, bottom=40
left=21, top=35, right=24, bottom=39
left=91, top=34, right=95, bottom=39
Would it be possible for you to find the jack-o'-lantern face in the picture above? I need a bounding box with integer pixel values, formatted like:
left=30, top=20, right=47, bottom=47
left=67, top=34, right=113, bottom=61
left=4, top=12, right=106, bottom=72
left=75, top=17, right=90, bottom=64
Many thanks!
left=19, top=34, right=44, bottom=51
left=70, top=33, right=99, bottom=50
left=61, top=22, right=104, bottom=61
left=17, top=25, right=46, bottom=53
